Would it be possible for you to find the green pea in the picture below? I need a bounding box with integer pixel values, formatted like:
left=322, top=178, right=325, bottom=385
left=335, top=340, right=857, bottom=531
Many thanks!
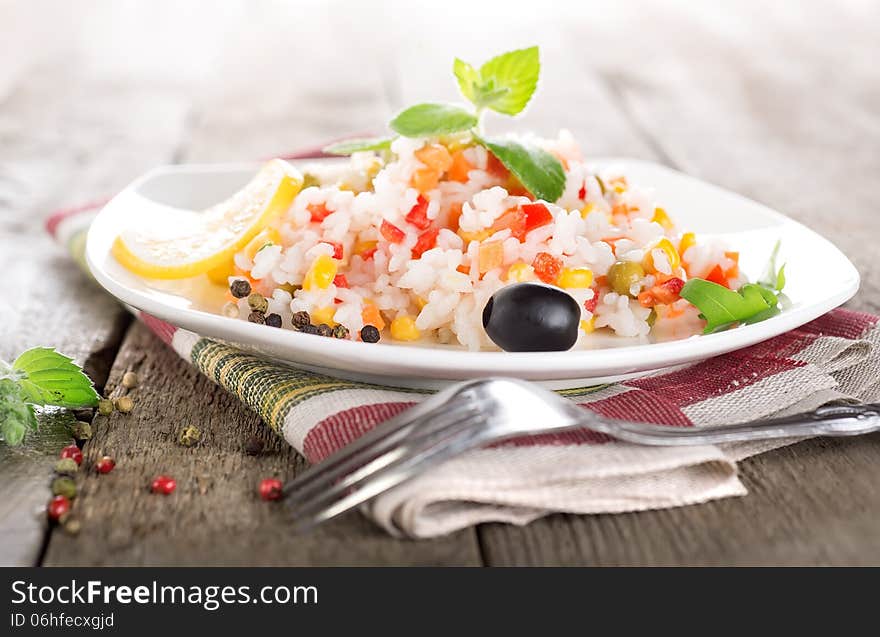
left=607, top=261, right=645, bottom=297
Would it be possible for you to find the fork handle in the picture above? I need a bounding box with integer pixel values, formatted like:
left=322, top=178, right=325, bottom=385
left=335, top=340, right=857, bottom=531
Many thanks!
left=579, top=402, right=880, bottom=446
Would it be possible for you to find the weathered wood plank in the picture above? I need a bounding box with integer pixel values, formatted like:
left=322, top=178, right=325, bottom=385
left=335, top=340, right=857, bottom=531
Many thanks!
left=0, top=18, right=192, bottom=563
left=43, top=323, right=480, bottom=565
left=478, top=4, right=880, bottom=565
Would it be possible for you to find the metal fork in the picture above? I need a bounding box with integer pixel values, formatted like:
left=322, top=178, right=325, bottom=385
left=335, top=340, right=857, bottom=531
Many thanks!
left=283, top=377, right=880, bottom=531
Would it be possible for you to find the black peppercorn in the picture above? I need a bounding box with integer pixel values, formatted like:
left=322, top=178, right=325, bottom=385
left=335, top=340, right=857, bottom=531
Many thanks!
left=317, top=323, right=333, bottom=337
left=360, top=325, right=380, bottom=343
left=332, top=324, right=350, bottom=339
left=245, top=435, right=264, bottom=455
left=291, top=311, right=311, bottom=329
left=248, top=311, right=266, bottom=325
left=265, top=313, right=283, bottom=328
left=230, top=279, right=252, bottom=299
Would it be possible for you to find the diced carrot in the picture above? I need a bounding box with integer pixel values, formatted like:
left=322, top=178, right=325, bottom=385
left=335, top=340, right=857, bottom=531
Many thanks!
left=353, top=239, right=377, bottom=256
left=457, top=263, right=471, bottom=275
left=361, top=302, right=385, bottom=331
left=724, top=251, right=740, bottom=279
left=447, top=149, right=473, bottom=183
left=411, top=168, right=440, bottom=193
left=446, top=202, right=463, bottom=230
left=405, top=195, right=432, bottom=230
left=415, top=144, right=453, bottom=173
left=380, top=220, right=406, bottom=243
left=705, top=264, right=729, bottom=288
left=478, top=241, right=504, bottom=274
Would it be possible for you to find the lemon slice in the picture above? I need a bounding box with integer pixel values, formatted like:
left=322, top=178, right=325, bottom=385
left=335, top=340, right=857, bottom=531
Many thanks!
left=112, top=159, right=303, bottom=279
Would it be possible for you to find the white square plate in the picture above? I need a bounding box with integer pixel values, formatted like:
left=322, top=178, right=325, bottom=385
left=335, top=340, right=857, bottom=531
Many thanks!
left=85, top=158, right=859, bottom=389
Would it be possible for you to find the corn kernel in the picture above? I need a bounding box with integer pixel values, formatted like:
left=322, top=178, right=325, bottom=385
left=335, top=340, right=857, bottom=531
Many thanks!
left=579, top=202, right=594, bottom=219
left=642, top=237, right=681, bottom=274
left=580, top=317, right=596, bottom=334
left=302, top=254, right=337, bottom=290
left=353, top=239, right=377, bottom=256
left=678, top=232, right=696, bottom=258
left=506, top=262, right=535, bottom=282
left=557, top=267, right=594, bottom=289
left=390, top=315, right=421, bottom=341
left=651, top=207, right=674, bottom=230
left=311, top=306, right=337, bottom=327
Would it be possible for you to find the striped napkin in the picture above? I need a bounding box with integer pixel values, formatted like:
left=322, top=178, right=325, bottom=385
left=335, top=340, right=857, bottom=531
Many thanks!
left=48, top=151, right=880, bottom=538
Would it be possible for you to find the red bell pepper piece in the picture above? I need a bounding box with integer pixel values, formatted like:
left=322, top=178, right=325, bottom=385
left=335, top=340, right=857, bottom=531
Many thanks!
left=405, top=195, right=432, bottom=230
left=380, top=220, right=406, bottom=244
left=705, top=265, right=729, bottom=288
left=412, top=226, right=440, bottom=259
left=521, top=202, right=553, bottom=233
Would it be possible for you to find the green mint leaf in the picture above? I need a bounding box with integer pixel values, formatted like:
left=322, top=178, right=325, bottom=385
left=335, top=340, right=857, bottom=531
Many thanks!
left=389, top=103, right=478, bottom=137
left=453, top=58, right=480, bottom=105
left=0, top=378, right=37, bottom=446
left=758, top=240, right=787, bottom=292
left=323, top=137, right=394, bottom=155
left=12, top=347, right=99, bottom=408
left=775, top=264, right=786, bottom=292
left=476, top=135, right=565, bottom=202
left=477, top=46, right=540, bottom=115
left=680, top=279, right=780, bottom=334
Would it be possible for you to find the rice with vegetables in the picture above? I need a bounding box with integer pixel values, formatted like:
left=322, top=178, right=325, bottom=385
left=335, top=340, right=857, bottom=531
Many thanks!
left=114, top=46, right=785, bottom=350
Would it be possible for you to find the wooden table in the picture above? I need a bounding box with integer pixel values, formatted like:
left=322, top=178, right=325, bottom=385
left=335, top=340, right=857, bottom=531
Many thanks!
left=3, top=1, right=879, bottom=566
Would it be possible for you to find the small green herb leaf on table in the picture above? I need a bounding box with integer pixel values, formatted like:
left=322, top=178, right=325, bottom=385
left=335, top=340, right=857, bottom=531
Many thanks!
left=12, top=347, right=99, bottom=408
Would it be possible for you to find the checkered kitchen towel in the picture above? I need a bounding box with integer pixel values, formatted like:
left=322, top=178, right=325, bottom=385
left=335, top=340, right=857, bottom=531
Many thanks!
left=47, top=148, right=880, bottom=538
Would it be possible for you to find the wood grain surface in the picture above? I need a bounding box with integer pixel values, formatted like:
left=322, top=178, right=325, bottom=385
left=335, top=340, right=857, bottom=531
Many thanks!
left=2, top=0, right=879, bottom=566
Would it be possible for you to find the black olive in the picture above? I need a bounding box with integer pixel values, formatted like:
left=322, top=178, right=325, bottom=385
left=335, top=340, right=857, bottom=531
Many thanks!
left=482, top=283, right=581, bottom=352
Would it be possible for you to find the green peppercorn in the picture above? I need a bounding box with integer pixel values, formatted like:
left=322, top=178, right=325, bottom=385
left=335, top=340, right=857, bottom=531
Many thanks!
left=114, top=395, right=134, bottom=414
left=70, top=420, right=92, bottom=441
left=178, top=425, right=202, bottom=447
left=317, top=323, right=333, bottom=337
left=230, top=279, right=252, bottom=299
left=265, top=313, right=283, bottom=328
left=51, top=476, right=77, bottom=499
left=247, top=293, right=268, bottom=313
left=54, top=458, right=79, bottom=476
left=121, top=371, right=139, bottom=389
left=607, top=261, right=646, bottom=297
left=360, top=325, right=380, bottom=343
left=97, top=399, right=114, bottom=416
left=332, top=324, right=350, bottom=339
left=248, top=311, right=266, bottom=325
left=301, top=324, right=319, bottom=335
left=291, top=311, right=311, bottom=329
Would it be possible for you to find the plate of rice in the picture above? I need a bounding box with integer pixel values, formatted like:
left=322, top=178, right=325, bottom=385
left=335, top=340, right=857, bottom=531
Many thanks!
left=85, top=47, right=858, bottom=388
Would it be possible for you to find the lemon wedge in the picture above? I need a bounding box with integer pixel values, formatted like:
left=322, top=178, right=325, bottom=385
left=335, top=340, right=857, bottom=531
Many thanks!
left=112, top=159, right=303, bottom=279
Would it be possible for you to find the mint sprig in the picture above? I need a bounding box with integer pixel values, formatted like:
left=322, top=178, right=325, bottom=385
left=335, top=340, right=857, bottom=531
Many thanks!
left=455, top=47, right=540, bottom=116
left=323, top=47, right=564, bottom=203
left=0, top=348, right=99, bottom=446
